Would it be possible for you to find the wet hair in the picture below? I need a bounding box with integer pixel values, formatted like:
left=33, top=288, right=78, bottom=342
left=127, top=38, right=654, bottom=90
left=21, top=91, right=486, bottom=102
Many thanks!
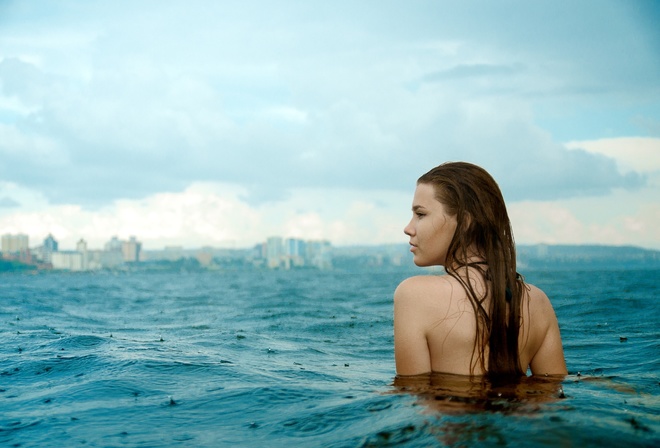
left=418, top=161, right=524, bottom=377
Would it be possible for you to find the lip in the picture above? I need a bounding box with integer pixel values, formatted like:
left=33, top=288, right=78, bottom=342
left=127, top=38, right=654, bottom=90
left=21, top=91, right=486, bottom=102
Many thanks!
left=409, top=243, right=417, bottom=252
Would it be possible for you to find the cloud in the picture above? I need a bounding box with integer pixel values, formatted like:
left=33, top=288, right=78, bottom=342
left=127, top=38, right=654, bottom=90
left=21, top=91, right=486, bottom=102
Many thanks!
left=495, top=145, right=645, bottom=201
left=509, top=192, right=660, bottom=249
left=0, top=56, right=644, bottom=208
left=3, top=178, right=658, bottom=251
left=0, top=183, right=411, bottom=249
left=0, top=196, right=20, bottom=208
left=0, top=0, right=656, bottom=215
left=396, top=99, right=646, bottom=200
left=565, top=137, right=660, bottom=174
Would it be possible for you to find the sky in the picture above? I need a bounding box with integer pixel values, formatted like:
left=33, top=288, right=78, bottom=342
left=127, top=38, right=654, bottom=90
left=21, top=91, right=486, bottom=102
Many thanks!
left=0, top=0, right=659, bottom=251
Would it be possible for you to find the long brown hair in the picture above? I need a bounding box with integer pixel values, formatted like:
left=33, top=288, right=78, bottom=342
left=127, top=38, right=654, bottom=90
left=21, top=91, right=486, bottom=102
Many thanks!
left=418, top=161, right=524, bottom=377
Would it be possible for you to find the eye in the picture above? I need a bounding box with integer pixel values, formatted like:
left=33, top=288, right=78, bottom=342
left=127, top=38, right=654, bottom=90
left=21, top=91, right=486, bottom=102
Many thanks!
left=415, top=212, right=426, bottom=218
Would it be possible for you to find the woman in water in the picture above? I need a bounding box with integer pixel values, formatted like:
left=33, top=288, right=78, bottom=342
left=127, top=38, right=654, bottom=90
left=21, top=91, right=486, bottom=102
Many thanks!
left=394, top=162, right=567, bottom=377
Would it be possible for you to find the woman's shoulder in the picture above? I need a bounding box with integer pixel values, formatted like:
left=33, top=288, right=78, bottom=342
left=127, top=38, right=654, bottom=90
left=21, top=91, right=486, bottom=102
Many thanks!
left=523, top=283, right=552, bottom=306
left=396, top=274, right=456, bottom=291
left=522, top=282, right=558, bottom=323
left=394, top=274, right=459, bottom=305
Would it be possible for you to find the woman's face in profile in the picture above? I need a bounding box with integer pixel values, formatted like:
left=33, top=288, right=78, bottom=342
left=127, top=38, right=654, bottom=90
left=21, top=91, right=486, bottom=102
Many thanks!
left=404, top=183, right=457, bottom=267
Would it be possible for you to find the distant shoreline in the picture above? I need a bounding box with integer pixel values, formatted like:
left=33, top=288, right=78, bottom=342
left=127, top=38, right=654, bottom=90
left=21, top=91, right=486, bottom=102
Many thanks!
left=2, top=243, right=658, bottom=273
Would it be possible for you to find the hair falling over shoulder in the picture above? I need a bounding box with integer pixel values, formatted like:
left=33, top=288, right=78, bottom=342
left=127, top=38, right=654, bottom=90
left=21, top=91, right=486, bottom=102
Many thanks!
left=418, top=161, right=525, bottom=377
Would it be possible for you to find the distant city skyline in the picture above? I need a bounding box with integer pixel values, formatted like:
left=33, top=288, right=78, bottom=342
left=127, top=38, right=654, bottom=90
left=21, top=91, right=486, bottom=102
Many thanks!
left=1, top=1, right=658, bottom=250
left=1, top=231, right=337, bottom=271
left=3, top=229, right=657, bottom=273
left=1, top=231, right=336, bottom=252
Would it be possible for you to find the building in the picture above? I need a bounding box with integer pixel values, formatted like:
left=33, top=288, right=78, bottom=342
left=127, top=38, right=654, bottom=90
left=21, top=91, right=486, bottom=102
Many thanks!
left=260, top=236, right=333, bottom=270
left=84, top=249, right=106, bottom=270
left=42, top=234, right=59, bottom=264
left=284, top=238, right=306, bottom=268
left=266, top=236, right=284, bottom=268
left=122, top=236, right=142, bottom=262
left=98, top=250, right=123, bottom=269
left=104, top=236, right=123, bottom=252
left=51, top=251, right=83, bottom=271
left=1, top=233, right=29, bottom=254
left=100, top=235, right=142, bottom=265
left=76, top=239, right=89, bottom=270
left=100, top=236, right=124, bottom=268
left=306, top=240, right=333, bottom=270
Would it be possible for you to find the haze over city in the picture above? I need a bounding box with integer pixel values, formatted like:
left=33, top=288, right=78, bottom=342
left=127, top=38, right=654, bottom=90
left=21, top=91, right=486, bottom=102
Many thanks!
left=1, top=1, right=659, bottom=251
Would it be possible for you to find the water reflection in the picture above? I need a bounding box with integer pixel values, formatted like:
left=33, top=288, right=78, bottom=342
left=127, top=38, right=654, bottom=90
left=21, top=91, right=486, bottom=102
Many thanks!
left=392, top=372, right=567, bottom=415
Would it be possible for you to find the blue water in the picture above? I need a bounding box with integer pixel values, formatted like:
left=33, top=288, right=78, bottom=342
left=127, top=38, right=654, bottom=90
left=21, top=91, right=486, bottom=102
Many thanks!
left=1, top=268, right=658, bottom=447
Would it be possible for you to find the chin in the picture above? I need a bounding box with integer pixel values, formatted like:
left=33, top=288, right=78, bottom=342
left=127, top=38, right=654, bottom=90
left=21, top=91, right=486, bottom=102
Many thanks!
left=413, top=256, right=443, bottom=268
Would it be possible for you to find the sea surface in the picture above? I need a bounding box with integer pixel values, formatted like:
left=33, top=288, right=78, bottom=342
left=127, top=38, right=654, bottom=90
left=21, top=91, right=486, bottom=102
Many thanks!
left=1, top=267, right=658, bottom=447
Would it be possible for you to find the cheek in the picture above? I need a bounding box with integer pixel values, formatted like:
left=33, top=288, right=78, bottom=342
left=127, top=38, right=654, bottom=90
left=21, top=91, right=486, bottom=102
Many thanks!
left=430, top=217, right=446, bottom=236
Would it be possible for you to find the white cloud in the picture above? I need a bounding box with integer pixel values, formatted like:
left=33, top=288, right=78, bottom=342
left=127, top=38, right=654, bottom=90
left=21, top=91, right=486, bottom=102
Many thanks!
left=1, top=177, right=658, bottom=251
left=0, top=1, right=658, bottom=250
left=0, top=183, right=412, bottom=249
left=565, top=137, right=660, bottom=174
left=1, top=2, right=653, bottom=206
left=510, top=187, right=660, bottom=250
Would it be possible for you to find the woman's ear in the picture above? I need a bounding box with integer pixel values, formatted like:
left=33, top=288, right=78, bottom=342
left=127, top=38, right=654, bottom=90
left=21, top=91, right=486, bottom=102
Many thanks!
left=461, top=212, right=472, bottom=232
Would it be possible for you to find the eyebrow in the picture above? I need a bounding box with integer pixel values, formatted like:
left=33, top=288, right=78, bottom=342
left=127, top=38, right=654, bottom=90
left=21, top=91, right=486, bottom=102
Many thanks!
left=412, top=205, right=426, bottom=212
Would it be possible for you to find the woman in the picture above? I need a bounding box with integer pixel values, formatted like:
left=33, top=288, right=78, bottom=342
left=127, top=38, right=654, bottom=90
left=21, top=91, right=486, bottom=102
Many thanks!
left=394, top=162, right=567, bottom=377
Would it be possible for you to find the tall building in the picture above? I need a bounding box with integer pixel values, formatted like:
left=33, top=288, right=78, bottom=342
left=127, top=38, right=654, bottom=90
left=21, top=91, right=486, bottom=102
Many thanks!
left=104, top=236, right=123, bottom=252
left=1, top=234, right=29, bottom=254
left=284, top=238, right=306, bottom=268
left=266, top=236, right=283, bottom=268
left=101, top=236, right=129, bottom=268
left=76, top=239, right=87, bottom=252
left=44, top=234, right=58, bottom=252
left=42, top=234, right=59, bottom=264
left=122, top=236, right=142, bottom=262
left=76, top=239, right=88, bottom=270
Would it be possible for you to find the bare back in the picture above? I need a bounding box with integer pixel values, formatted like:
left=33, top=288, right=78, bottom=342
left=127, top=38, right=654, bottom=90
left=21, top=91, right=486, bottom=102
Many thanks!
left=394, top=273, right=567, bottom=376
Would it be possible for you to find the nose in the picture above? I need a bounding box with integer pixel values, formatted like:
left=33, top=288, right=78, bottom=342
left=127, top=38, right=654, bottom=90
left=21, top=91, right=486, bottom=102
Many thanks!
left=404, top=219, right=414, bottom=237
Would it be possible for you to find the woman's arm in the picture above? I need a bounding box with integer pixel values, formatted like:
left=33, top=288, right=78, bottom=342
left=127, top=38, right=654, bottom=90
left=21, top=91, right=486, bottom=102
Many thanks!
left=394, top=278, right=432, bottom=375
left=529, top=290, right=568, bottom=376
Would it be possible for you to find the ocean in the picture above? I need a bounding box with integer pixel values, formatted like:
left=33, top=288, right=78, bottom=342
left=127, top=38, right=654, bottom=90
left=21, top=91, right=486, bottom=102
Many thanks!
left=1, top=267, right=658, bottom=447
